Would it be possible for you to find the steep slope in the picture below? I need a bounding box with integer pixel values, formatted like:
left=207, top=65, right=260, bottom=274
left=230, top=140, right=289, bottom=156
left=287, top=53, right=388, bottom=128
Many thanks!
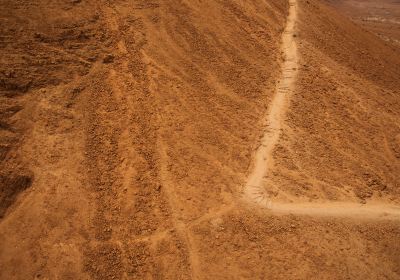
left=270, top=0, right=400, bottom=205
left=0, top=0, right=287, bottom=279
left=0, top=0, right=400, bottom=279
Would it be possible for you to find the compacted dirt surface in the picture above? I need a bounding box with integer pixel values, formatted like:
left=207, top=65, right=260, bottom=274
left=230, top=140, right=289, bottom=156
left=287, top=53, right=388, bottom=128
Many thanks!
left=1, top=0, right=400, bottom=279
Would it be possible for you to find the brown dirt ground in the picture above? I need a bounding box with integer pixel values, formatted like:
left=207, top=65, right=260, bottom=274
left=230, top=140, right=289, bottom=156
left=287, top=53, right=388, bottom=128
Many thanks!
left=0, top=0, right=399, bottom=279
left=271, top=0, right=400, bottom=205
left=326, top=0, right=400, bottom=48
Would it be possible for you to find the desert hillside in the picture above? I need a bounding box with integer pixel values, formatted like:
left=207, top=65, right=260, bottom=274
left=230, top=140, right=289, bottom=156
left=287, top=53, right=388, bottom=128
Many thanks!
left=0, top=0, right=399, bottom=279
left=327, top=0, right=400, bottom=48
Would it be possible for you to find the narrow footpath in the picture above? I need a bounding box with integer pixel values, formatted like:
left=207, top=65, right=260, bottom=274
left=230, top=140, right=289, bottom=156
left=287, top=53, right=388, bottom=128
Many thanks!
left=243, top=0, right=400, bottom=221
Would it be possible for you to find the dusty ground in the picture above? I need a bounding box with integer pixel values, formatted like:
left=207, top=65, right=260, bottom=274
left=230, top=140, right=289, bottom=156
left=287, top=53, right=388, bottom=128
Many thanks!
left=0, top=0, right=399, bottom=279
left=326, top=0, right=400, bottom=47
left=271, top=0, right=400, bottom=205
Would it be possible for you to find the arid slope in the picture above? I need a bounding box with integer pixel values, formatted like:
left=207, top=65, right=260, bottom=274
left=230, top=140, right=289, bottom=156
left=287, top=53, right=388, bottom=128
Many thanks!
left=327, top=0, right=400, bottom=48
left=271, top=0, right=400, bottom=204
left=0, top=0, right=399, bottom=279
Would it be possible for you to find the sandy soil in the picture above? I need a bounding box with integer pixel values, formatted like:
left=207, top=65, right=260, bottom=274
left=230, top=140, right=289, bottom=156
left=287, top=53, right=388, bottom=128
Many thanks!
left=326, top=0, right=400, bottom=48
left=1, top=0, right=400, bottom=279
left=244, top=0, right=299, bottom=209
left=245, top=0, right=400, bottom=221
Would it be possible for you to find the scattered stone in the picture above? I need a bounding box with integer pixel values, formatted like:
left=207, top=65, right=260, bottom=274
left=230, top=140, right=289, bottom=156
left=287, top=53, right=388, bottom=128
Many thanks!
left=103, top=54, right=115, bottom=64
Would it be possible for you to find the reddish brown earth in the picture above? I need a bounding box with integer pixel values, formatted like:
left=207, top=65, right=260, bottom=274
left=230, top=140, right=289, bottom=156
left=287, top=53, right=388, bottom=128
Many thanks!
left=1, top=0, right=399, bottom=279
left=326, top=0, right=400, bottom=48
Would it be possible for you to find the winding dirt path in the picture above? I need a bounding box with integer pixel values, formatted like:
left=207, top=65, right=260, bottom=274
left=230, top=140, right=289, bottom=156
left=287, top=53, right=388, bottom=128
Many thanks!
left=244, top=0, right=298, bottom=207
left=243, top=0, right=400, bottom=221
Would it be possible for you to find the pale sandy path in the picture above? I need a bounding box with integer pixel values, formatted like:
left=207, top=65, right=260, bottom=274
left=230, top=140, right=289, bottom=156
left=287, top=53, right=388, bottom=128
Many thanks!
left=272, top=202, right=400, bottom=221
left=244, top=0, right=298, bottom=207
left=243, top=0, right=400, bottom=221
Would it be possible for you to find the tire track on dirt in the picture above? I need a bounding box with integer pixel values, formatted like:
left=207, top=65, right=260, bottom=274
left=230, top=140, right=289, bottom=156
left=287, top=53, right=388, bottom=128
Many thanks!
left=82, top=4, right=176, bottom=279
left=157, top=112, right=202, bottom=279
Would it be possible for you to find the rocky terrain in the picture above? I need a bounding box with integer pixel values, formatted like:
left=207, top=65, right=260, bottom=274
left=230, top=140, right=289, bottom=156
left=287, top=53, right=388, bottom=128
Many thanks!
left=0, top=0, right=399, bottom=279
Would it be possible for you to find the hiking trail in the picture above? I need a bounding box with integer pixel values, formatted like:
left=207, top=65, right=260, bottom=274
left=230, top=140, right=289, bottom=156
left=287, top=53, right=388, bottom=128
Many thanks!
left=243, top=0, right=400, bottom=221
left=244, top=0, right=299, bottom=207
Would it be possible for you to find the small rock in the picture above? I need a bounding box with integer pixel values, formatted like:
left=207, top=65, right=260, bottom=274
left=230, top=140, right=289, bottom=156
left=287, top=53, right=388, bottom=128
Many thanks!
left=103, top=54, right=115, bottom=64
